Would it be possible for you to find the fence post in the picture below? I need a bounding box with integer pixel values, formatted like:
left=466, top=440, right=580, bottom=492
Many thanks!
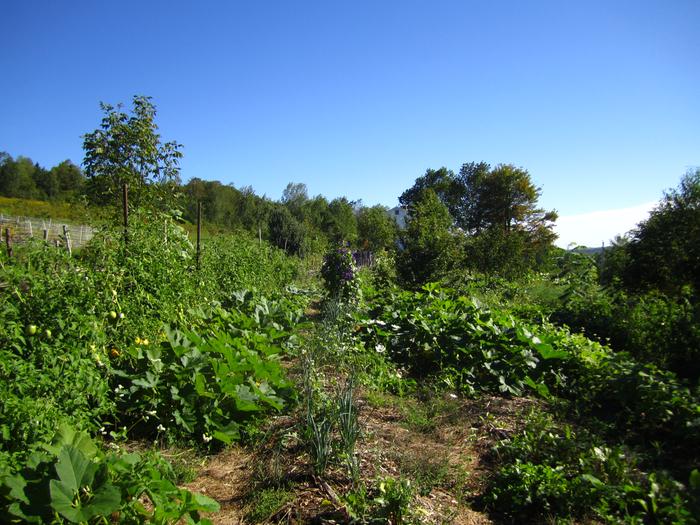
left=4, top=228, right=12, bottom=258
left=62, top=225, right=72, bottom=256
left=122, top=183, right=129, bottom=246
left=43, top=229, right=48, bottom=241
left=196, top=202, right=202, bottom=270
left=27, top=219, right=33, bottom=237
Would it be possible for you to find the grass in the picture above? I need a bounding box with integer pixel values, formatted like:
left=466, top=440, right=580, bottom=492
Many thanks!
left=0, top=196, right=101, bottom=224
left=245, top=486, right=295, bottom=523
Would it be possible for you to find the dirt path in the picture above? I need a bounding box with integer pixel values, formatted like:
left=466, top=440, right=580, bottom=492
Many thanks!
left=185, top=387, right=538, bottom=524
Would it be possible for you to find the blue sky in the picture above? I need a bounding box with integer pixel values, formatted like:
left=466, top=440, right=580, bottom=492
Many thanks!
left=1, top=0, right=698, bottom=246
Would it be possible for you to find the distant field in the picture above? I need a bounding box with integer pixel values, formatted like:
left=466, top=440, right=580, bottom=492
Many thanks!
left=0, top=196, right=100, bottom=224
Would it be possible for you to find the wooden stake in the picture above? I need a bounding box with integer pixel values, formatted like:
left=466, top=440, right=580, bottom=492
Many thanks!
left=196, top=202, right=202, bottom=270
left=63, top=225, right=72, bottom=256
left=4, top=228, right=12, bottom=258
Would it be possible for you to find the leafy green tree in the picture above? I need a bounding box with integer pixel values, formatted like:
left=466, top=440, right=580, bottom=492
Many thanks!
left=456, top=163, right=557, bottom=234
left=624, top=168, right=700, bottom=294
left=82, top=96, right=183, bottom=208
left=398, top=167, right=460, bottom=214
left=398, top=189, right=456, bottom=284
left=357, top=205, right=398, bottom=251
left=324, top=197, right=358, bottom=244
left=281, top=182, right=309, bottom=220
left=400, top=162, right=557, bottom=236
left=52, top=160, right=85, bottom=199
left=399, top=162, right=557, bottom=275
left=0, top=154, right=42, bottom=199
left=268, top=204, right=307, bottom=255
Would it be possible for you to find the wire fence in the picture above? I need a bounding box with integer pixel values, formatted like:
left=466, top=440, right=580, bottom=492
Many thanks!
left=0, top=214, right=95, bottom=250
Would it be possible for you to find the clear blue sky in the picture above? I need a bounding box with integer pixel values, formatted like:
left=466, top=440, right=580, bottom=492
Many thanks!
left=1, top=0, right=698, bottom=243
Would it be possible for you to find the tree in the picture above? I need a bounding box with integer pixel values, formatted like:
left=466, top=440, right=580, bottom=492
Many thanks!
left=82, top=96, right=183, bottom=208
left=399, top=162, right=557, bottom=237
left=0, top=154, right=41, bottom=199
left=398, top=189, right=456, bottom=284
left=624, top=168, right=700, bottom=294
left=398, top=162, right=558, bottom=274
left=357, top=205, right=398, bottom=252
left=398, top=167, right=460, bottom=215
left=324, top=197, right=358, bottom=244
left=455, top=163, right=557, bottom=234
left=281, top=182, right=309, bottom=220
left=268, top=205, right=308, bottom=255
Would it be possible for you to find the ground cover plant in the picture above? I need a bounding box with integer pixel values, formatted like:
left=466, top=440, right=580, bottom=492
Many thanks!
left=355, top=282, right=700, bottom=523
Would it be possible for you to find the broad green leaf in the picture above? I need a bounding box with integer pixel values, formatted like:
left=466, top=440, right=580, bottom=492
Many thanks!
left=84, top=482, right=121, bottom=519
left=192, top=491, right=221, bottom=512
left=49, top=478, right=81, bottom=521
left=581, top=474, right=604, bottom=487
left=54, top=446, right=97, bottom=493
left=533, top=342, right=569, bottom=360
left=50, top=478, right=120, bottom=522
left=45, top=425, right=98, bottom=459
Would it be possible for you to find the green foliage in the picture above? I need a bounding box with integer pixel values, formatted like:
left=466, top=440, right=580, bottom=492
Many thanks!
left=359, top=283, right=571, bottom=396
left=0, top=153, right=85, bottom=202
left=320, top=245, right=360, bottom=303
left=325, top=197, right=358, bottom=245
left=199, top=232, right=299, bottom=299
left=398, top=189, right=456, bottom=285
left=398, top=162, right=558, bottom=276
left=244, top=486, right=294, bottom=523
left=343, top=477, right=415, bottom=524
left=82, top=95, right=183, bottom=208
left=485, top=409, right=700, bottom=524
left=0, top=209, right=303, bottom=508
left=116, top=306, right=295, bottom=447
left=553, top=279, right=700, bottom=381
left=0, top=426, right=218, bottom=524
left=357, top=205, right=398, bottom=252
left=624, top=168, right=700, bottom=295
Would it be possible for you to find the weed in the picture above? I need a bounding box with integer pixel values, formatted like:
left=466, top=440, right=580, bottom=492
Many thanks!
left=245, top=486, right=294, bottom=523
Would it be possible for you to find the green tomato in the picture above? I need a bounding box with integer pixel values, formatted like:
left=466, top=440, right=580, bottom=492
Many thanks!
left=43, top=329, right=52, bottom=339
left=25, top=325, right=38, bottom=336
left=109, top=311, right=117, bottom=320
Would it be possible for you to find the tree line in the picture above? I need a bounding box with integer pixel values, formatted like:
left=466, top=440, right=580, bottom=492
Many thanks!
left=3, top=95, right=696, bottom=298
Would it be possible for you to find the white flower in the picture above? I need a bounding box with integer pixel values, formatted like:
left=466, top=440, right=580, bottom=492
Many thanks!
left=157, top=424, right=166, bottom=432
left=449, top=393, right=458, bottom=399
left=202, top=433, right=213, bottom=443
left=375, top=343, right=386, bottom=353
left=146, top=410, right=157, bottom=416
